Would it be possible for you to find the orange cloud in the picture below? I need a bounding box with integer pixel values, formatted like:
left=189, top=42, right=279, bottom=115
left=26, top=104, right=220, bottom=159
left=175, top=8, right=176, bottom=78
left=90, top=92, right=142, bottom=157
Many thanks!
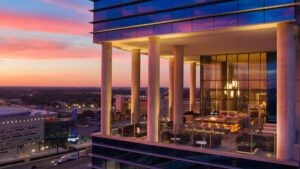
left=0, top=36, right=95, bottom=59
left=0, top=74, right=100, bottom=87
left=0, top=36, right=131, bottom=59
left=0, top=10, right=91, bottom=35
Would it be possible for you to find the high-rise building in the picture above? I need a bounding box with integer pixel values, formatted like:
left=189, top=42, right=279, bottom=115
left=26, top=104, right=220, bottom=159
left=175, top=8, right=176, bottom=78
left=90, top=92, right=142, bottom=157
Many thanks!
left=91, top=0, right=299, bottom=168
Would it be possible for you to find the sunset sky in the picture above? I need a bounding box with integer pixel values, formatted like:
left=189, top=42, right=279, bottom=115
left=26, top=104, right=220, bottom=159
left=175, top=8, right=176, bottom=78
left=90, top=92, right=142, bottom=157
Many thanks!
left=0, top=0, right=191, bottom=87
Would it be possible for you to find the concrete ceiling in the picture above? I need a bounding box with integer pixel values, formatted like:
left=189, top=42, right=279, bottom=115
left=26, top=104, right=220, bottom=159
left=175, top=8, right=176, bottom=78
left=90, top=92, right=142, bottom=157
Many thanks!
left=112, top=23, right=277, bottom=62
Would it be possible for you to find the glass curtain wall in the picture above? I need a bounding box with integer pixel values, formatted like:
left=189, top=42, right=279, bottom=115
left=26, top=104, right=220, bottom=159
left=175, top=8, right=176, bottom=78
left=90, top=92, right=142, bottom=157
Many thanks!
left=200, top=52, right=276, bottom=123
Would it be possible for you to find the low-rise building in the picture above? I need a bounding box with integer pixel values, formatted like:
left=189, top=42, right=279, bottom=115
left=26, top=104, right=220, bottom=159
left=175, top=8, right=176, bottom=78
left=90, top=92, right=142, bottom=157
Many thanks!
left=0, top=106, right=56, bottom=156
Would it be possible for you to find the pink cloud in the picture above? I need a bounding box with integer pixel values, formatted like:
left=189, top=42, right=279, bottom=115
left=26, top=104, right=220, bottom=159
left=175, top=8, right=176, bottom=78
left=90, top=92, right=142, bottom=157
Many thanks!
left=0, top=37, right=68, bottom=51
left=0, top=36, right=130, bottom=59
left=0, top=36, right=95, bottom=59
left=0, top=74, right=100, bottom=87
left=0, top=10, right=91, bottom=35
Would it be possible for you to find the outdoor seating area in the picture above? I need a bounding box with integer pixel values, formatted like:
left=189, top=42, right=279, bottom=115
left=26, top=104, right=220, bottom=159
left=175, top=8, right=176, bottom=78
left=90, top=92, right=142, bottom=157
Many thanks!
left=237, top=142, right=257, bottom=153
left=236, top=133, right=275, bottom=152
left=157, top=113, right=276, bottom=159
left=113, top=122, right=147, bottom=138
left=111, top=111, right=276, bottom=160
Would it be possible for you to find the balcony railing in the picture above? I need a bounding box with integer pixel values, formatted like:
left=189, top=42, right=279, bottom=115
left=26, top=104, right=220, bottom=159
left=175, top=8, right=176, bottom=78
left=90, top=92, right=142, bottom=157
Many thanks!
left=110, top=118, right=276, bottom=160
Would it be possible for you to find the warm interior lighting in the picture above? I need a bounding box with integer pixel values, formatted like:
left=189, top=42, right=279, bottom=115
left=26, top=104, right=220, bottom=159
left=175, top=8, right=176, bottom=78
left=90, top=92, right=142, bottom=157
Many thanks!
left=209, top=116, right=216, bottom=121
left=136, top=127, right=141, bottom=134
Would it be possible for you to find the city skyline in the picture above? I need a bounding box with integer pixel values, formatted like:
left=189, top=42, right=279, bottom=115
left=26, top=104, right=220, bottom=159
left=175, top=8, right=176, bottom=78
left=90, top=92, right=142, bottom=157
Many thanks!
left=0, top=0, right=196, bottom=87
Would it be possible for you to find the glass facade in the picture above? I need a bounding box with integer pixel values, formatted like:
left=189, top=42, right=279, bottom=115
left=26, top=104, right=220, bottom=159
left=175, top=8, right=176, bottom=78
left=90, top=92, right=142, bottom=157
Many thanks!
left=91, top=136, right=297, bottom=169
left=92, top=0, right=296, bottom=42
left=199, top=52, right=276, bottom=123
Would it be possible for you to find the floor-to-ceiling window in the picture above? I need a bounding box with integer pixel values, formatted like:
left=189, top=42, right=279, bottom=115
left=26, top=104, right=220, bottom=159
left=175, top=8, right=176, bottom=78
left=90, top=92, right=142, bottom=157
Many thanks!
left=200, top=52, right=276, bottom=123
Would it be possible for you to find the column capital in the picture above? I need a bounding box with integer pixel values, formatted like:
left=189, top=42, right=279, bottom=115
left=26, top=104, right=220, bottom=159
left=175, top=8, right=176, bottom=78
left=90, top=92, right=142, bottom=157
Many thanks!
left=101, top=41, right=112, bottom=46
left=174, top=45, right=185, bottom=49
left=132, top=48, right=141, bottom=53
left=149, top=36, right=160, bottom=42
left=277, top=21, right=296, bottom=27
left=277, top=22, right=297, bottom=35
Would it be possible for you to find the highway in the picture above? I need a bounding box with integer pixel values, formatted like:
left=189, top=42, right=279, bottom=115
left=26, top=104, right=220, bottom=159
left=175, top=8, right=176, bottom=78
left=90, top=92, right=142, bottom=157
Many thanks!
left=2, top=156, right=91, bottom=169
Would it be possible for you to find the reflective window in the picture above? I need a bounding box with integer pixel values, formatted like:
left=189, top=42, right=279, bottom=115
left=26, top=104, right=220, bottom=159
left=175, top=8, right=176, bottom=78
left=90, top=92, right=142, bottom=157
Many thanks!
left=137, top=1, right=154, bottom=13
left=266, top=52, right=277, bottom=122
left=214, top=1, right=237, bottom=13
left=192, top=5, right=214, bottom=17
left=261, top=53, right=267, bottom=80
left=94, top=11, right=107, bottom=21
left=238, top=0, right=264, bottom=10
left=108, top=20, right=122, bottom=29
left=107, top=30, right=122, bottom=40
left=93, top=0, right=296, bottom=42
left=94, top=23, right=107, bottom=31
left=153, top=0, right=172, bottom=10
left=214, top=15, right=238, bottom=28
left=192, top=18, right=213, bottom=31
left=154, top=23, right=173, bottom=35
left=265, top=0, right=294, bottom=6
left=92, top=157, right=105, bottom=168
left=136, top=15, right=154, bottom=25
left=107, top=8, right=122, bottom=19
left=122, top=5, right=137, bottom=16
left=110, top=0, right=123, bottom=6
left=94, top=1, right=107, bottom=9
left=193, top=0, right=214, bottom=3
left=249, top=53, right=261, bottom=80
left=137, top=26, right=154, bottom=37
left=172, top=8, right=192, bottom=20
left=154, top=12, right=172, bottom=22
left=199, top=52, right=275, bottom=119
left=122, top=28, right=136, bottom=39
left=122, top=0, right=136, bottom=3
left=172, top=0, right=193, bottom=7
left=265, top=7, right=294, bottom=22
left=238, top=54, right=248, bottom=81
left=172, top=21, right=192, bottom=33
left=122, top=18, right=136, bottom=27
left=94, top=33, right=107, bottom=42
left=238, top=11, right=264, bottom=26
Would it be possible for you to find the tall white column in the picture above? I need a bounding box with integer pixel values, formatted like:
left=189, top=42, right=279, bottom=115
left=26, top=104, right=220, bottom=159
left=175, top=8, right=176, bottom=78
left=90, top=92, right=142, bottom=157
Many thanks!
left=169, top=58, right=174, bottom=121
left=147, top=37, right=160, bottom=143
left=101, top=42, right=112, bottom=136
left=276, top=22, right=297, bottom=160
left=190, top=62, right=196, bottom=112
left=173, top=46, right=184, bottom=131
left=131, top=49, right=140, bottom=124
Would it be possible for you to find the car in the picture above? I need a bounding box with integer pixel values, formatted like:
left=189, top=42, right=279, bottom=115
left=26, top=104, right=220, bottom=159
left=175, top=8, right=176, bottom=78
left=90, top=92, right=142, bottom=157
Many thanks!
left=51, top=152, right=78, bottom=165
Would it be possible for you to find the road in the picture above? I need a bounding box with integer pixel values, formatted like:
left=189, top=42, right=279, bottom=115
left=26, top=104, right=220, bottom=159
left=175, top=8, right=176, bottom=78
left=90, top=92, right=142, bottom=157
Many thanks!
left=2, top=156, right=91, bottom=169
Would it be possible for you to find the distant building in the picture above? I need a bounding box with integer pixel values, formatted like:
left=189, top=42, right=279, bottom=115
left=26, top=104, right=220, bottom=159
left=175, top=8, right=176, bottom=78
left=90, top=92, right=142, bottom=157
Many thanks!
left=183, top=100, right=200, bottom=113
left=44, top=118, right=70, bottom=149
left=114, top=95, right=168, bottom=121
left=0, top=106, right=56, bottom=156
left=115, top=95, right=130, bottom=114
